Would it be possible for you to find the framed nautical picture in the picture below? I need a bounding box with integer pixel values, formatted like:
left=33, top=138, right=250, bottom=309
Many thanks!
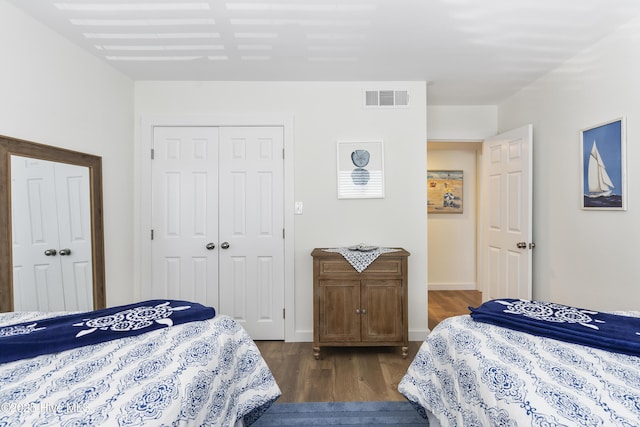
left=337, top=141, right=384, bottom=199
left=427, top=170, right=463, bottom=213
left=580, top=117, right=626, bottom=210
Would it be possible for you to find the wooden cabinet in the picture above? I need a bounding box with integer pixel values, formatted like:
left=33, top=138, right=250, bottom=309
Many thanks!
left=311, top=248, right=410, bottom=359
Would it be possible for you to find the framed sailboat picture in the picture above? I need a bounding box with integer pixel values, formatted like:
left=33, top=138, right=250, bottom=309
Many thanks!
left=580, top=117, right=626, bottom=210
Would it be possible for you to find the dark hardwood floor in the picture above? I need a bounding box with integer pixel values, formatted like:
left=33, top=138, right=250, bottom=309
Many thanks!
left=256, top=290, right=482, bottom=402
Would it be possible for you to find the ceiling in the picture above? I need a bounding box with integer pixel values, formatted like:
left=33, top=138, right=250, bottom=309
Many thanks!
left=9, top=0, right=640, bottom=105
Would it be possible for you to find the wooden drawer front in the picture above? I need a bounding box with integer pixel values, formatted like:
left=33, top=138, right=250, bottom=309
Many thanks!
left=318, top=258, right=402, bottom=276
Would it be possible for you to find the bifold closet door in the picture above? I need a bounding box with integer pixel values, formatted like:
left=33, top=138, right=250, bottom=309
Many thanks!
left=150, top=126, right=285, bottom=340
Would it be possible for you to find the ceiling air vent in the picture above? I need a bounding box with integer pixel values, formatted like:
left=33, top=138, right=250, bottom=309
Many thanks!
left=364, top=89, right=410, bottom=108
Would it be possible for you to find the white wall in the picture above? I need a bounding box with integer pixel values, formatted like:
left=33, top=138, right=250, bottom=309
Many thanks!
left=0, top=1, right=135, bottom=307
left=134, top=81, right=429, bottom=340
left=428, top=105, right=497, bottom=141
left=499, top=16, right=640, bottom=311
left=427, top=143, right=480, bottom=290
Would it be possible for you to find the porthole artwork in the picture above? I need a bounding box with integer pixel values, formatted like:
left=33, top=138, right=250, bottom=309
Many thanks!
left=337, top=141, right=384, bottom=199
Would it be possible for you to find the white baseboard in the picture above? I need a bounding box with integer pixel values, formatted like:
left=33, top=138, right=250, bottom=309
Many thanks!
left=290, top=330, right=313, bottom=343
left=428, top=282, right=477, bottom=291
left=409, top=329, right=429, bottom=341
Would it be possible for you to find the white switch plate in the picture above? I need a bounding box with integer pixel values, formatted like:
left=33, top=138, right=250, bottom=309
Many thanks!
left=294, top=202, right=303, bottom=214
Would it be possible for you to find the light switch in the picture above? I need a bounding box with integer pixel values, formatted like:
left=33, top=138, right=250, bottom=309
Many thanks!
left=294, top=202, right=303, bottom=215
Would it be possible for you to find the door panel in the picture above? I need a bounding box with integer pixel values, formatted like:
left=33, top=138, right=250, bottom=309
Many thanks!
left=218, top=126, right=285, bottom=339
left=150, top=126, right=220, bottom=308
left=482, top=125, right=533, bottom=301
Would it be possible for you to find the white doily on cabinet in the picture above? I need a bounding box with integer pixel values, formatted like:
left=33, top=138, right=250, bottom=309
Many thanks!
left=323, top=247, right=400, bottom=273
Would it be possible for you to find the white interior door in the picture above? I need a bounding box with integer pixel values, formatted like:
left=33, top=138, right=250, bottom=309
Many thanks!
left=149, top=125, right=285, bottom=340
left=11, top=156, right=93, bottom=311
left=150, top=126, right=220, bottom=308
left=481, top=125, right=533, bottom=301
left=218, top=127, right=285, bottom=339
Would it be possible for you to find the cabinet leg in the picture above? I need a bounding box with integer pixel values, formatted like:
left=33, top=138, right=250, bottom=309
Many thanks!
left=313, top=346, right=320, bottom=360
left=402, top=346, right=408, bottom=359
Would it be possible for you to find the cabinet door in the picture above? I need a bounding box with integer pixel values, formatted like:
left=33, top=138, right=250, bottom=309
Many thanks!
left=318, top=279, right=360, bottom=342
left=361, top=279, right=403, bottom=342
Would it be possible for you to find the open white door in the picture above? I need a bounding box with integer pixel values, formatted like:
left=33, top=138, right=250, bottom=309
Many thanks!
left=481, top=125, right=533, bottom=301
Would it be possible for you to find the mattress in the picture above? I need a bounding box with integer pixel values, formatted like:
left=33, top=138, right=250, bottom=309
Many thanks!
left=399, top=313, right=640, bottom=426
left=0, top=307, right=281, bottom=426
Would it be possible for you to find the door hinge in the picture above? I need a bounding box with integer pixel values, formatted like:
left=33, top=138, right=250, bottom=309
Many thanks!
left=283, top=228, right=285, bottom=239
left=151, top=229, right=154, bottom=240
left=151, top=148, right=155, bottom=160
left=282, top=148, right=285, bottom=159
left=282, top=308, right=285, bottom=319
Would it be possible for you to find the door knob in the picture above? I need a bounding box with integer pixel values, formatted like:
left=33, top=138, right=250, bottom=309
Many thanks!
left=221, top=242, right=230, bottom=249
left=59, top=248, right=71, bottom=256
left=44, top=249, right=57, bottom=256
left=206, top=243, right=215, bottom=250
left=516, top=242, right=527, bottom=249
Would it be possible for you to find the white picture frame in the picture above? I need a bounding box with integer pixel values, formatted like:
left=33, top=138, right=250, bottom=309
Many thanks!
left=337, top=140, right=385, bottom=199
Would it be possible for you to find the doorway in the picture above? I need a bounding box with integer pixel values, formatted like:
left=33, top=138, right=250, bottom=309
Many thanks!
left=427, top=141, right=482, bottom=294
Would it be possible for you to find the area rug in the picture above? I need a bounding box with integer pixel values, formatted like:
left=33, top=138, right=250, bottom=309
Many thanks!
left=252, top=400, right=428, bottom=426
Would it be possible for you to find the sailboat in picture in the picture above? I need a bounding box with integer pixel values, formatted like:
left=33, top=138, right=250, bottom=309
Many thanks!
left=586, top=140, right=614, bottom=198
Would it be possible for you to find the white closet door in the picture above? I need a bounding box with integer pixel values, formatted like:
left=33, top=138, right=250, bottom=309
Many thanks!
left=149, top=125, right=285, bottom=340
left=218, top=126, right=285, bottom=339
left=150, top=126, right=220, bottom=308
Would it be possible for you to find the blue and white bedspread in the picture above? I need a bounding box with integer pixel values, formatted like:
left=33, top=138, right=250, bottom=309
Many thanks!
left=399, top=313, right=640, bottom=426
left=0, top=309, right=281, bottom=426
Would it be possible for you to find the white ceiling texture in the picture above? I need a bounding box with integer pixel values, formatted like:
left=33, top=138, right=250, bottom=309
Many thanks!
left=8, top=0, right=640, bottom=104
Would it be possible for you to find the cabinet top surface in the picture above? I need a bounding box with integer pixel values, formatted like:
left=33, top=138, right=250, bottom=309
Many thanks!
left=311, top=247, right=410, bottom=257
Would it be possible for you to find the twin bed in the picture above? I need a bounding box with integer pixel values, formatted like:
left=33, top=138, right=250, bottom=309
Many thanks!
left=5, top=297, right=640, bottom=426
left=399, top=298, right=640, bottom=426
left=0, top=300, right=280, bottom=426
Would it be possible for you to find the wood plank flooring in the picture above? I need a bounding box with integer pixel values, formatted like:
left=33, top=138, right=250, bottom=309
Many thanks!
left=428, top=289, right=482, bottom=330
left=256, top=290, right=482, bottom=402
left=255, top=341, right=421, bottom=402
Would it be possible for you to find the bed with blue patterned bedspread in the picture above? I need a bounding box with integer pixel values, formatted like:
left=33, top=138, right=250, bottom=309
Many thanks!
left=399, top=300, right=640, bottom=427
left=0, top=301, right=281, bottom=426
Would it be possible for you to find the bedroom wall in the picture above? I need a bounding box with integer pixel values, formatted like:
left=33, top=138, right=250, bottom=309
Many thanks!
left=0, top=1, right=135, bottom=307
left=134, top=81, right=429, bottom=340
left=427, top=105, right=497, bottom=141
left=498, top=16, right=640, bottom=311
